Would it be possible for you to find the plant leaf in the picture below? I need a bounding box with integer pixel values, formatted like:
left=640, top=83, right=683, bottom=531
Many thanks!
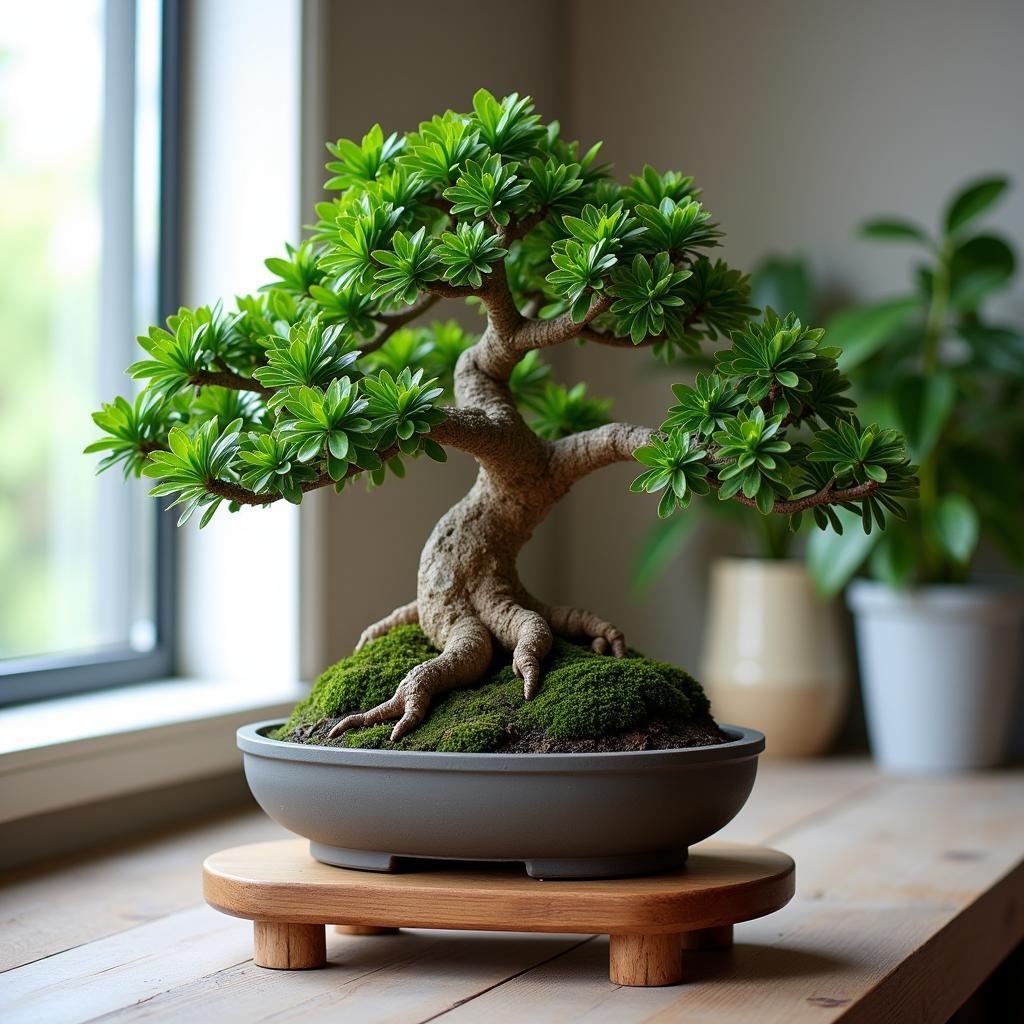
left=806, top=507, right=878, bottom=597
left=930, top=493, right=979, bottom=565
left=830, top=297, right=919, bottom=371
left=892, top=373, right=956, bottom=462
left=631, top=513, right=699, bottom=593
left=944, top=176, right=1009, bottom=235
left=860, top=218, right=930, bottom=245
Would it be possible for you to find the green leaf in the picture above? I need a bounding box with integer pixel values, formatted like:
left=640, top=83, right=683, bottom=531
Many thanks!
left=860, top=218, right=931, bottom=245
left=436, top=221, right=508, bottom=288
left=324, top=124, right=403, bottom=190
left=522, top=381, right=612, bottom=440
left=657, top=487, right=677, bottom=519
left=868, top=527, right=918, bottom=587
left=443, top=155, right=530, bottom=226
left=750, top=257, right=814, bottom=325
left=632, top=514, right=699, bottom=593
left=948, top=234, right=1016, bottom=310
left=930, top=494, right=979, bottom=565
left=422, top=438, right=448, bottom=462
left=944, top=176, right=1009, bottom=235
left=892, top=373, right=956, bottom=462
left=830, top=297, right=919, bottom=371
left=806, top=507, right=879, bottom=597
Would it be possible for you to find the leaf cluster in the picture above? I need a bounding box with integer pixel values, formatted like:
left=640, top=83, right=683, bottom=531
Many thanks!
left=88, top=88, right=913, bottom=548
left=633, top=305, right=916, bottom=532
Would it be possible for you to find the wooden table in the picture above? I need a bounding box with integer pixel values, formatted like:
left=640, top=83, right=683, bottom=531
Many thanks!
left=2, top=759, right=1022, bottom=1023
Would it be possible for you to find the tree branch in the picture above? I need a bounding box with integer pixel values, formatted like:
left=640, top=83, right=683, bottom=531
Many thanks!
left=359, top=293, right=441, bottom=355
left=204, top=406, right=510, bottom=508
left=206, top=444, right=403, bottom=507
left=515, top=293, right=613, bottom=354
left=189, top=370, right=272, bottom=398
left=375, top=292, right=439, bottom=325
left=478, top=260, right=524, bottom=339
left=576, top=327, right=658, bottom=349
left=429, top=406, right=512, bottom=462
left=548, top=421, right=656, bottom=485
left=427, top=280, right=478, bottom=300
left=502, top=207, right=549, bottom=243
left=709, top=475, right=880, bottom=515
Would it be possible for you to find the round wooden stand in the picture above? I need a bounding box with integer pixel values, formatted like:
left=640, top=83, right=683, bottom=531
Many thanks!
left=203, top=838, right=794, bottom=987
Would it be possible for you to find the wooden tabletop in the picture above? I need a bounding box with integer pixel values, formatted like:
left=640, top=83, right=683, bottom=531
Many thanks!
left=2, top=758, right=1022, bottom=1023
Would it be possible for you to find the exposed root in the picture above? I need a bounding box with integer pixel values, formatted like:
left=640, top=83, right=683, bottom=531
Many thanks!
left=545, top=605, right=627, bottom=657
left=474, top=592, right=553, bottom=700
left=355, top=601, right=418, bottom=651
left=335, top=588, right=627, bottom=741
left=329, top=616, right=492, bottom=742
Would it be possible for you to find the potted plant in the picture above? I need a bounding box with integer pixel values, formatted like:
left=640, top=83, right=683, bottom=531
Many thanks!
left=808, top=176, right=1024, bottom=772
left=637, top=258, right=851, bottom=758
left=89, top=91, right=913, bottom=876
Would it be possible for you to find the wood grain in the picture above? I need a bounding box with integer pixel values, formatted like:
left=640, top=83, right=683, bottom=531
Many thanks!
left=0, top=808, right=286, bottom=972
left=253, top=921, right=325, bottom=969
left=3, top=759, right=1021, bottom=1023
left=436, top=773, right=1024, bottom=1023
left=203, top=839, right=795, bottom=936
left=609, top=933, right=682, bottom=986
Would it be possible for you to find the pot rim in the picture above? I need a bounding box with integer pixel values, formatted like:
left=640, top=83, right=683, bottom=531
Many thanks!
left=714, top=555, right=808, bottom=571
left=238, top=720, right=765, bottom=772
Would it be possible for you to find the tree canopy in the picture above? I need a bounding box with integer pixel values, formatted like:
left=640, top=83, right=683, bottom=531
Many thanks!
left=88, top=89, right=915, bottom=537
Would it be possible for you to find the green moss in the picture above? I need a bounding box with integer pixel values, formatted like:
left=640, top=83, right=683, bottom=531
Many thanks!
left=274, top=625, right=713, bottom=752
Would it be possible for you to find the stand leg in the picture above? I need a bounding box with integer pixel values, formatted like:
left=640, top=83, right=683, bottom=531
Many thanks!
left=609, top=933, right=682, bottom=986
left=253, top=922, right=326, bottom=970
left=681, top=924, right=733, bottom=950
left=334, top=925, right=399, bottom=935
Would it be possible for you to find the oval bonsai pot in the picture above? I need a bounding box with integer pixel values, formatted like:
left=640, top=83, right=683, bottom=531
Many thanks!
left=238, top=720, right=765, bottom=879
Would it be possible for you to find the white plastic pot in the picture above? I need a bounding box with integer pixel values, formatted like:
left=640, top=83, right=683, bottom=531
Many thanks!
left=847, top=580, right=1024, bottom=773
left=702, top=558, right=850, bottom=757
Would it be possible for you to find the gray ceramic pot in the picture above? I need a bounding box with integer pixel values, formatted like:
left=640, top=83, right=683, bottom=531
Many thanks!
left=238, top=720, right=764, bottom=879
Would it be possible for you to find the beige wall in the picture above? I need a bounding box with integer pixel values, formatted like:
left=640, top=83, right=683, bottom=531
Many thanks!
left=304, top=0, right=1024, bottom=672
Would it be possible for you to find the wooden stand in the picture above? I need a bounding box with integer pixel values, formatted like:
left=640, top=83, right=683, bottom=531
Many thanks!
left=203, top=839, right=794, bottom=986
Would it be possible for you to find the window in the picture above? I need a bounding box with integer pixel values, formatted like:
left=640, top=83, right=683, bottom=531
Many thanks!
left=0, top=0, right=179, bottom=703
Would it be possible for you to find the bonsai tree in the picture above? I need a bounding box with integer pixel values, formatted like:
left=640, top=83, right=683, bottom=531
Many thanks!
left=89, top=91, right=915, bottom=742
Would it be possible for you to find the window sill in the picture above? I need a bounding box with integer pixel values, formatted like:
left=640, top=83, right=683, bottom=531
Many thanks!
left=0, top=677, right=306, bottom=823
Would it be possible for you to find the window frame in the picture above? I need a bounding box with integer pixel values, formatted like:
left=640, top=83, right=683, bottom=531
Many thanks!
left=0, top=0, right=182, bottom=706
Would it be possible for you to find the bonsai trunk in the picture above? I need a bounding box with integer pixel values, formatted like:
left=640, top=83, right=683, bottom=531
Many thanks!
left=330, top=312, right=651, bottom=741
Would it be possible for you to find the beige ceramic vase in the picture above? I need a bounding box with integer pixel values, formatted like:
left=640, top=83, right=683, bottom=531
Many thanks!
left=701, top=557, right=849, bottom=757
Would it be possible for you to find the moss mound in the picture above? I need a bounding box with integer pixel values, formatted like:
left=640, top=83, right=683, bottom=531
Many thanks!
left=274, top=625, right=719, bottom=753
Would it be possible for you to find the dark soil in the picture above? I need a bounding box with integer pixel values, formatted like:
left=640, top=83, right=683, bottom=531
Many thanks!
left=281, top=717, right=730, bottom=753
left=496, top=720, right=730, bottom=753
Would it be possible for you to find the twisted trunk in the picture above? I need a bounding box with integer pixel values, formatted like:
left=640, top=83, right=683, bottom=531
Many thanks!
left=330, top=319, right=648, bottom=741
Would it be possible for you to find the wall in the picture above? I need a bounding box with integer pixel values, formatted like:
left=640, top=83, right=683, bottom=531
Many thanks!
left=307, top=0, right=1024, bottom=671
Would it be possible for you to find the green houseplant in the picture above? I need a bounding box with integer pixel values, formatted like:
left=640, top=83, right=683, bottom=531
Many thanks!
left=808, top=176, right=1024, bottom=771
left=89, top=91, right=913, bottom=872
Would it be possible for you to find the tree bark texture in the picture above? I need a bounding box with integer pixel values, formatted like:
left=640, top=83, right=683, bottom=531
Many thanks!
left=329, top=303, right=650, bottom=742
